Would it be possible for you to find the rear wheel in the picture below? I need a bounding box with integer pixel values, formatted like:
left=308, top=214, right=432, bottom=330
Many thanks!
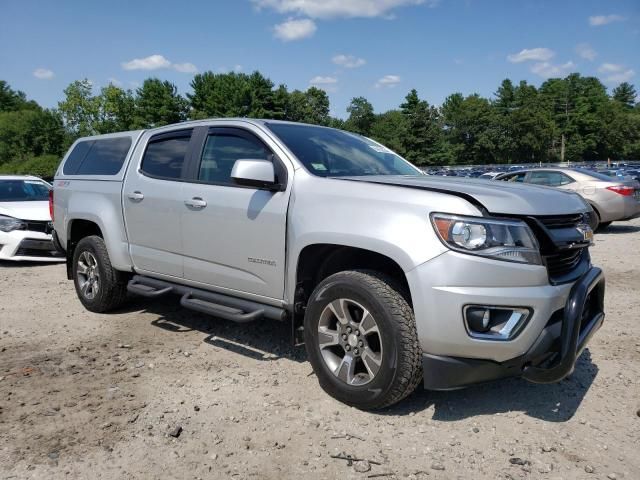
left=304, top=270, right=422, bottom=410
left=597, top=221, right=612, bottom=231
left=72, top=235, right=128, bottom=312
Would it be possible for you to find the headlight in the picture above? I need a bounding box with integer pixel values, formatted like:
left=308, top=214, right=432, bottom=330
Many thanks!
left=431, top=213, right=542, bottom=265
left=0, top=215, right=26, bottom=233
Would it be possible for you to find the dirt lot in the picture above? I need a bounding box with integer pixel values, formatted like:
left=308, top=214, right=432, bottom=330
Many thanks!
left=1, top=220, right=639, bottom=480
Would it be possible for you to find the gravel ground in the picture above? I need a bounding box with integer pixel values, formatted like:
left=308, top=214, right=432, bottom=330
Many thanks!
left=1, top=219, right=639, bottom=480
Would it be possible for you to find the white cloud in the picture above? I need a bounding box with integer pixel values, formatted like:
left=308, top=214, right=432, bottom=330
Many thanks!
left=122, top=54, right=171, bottom=70
left=530, top=61, right=576, bottom=78
left=33, top=68, right=54, bottom=80
left=589, top=14, right=625, bottom=26
left=173, top=62, right=198, bottom=73
left=375, top=74, right=401, bottom=88
left=598, top=63, right=635, bottom=83
left=507, top=48, right=555, bottom=63
left=273, top=18, right=317, bottom=41
left=309, top=76, right=338, bottom=85
left=332, top=54, right=366, bottom=68
left=233, top=64, right=243, bottom=72
left=252, top=0, right=436, bottom=19
left=107, top=77, right=123, bottom=87
left=576, top=43, right=597, bottom=61
left=604, top=70, right=635, bottom=83
left=598, top=63, right=624, bottom=73
left=122, top=54, right=197, bottom=73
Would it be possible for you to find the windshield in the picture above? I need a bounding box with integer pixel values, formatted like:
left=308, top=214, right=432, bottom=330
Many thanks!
left=266, top=123, right=421, bottom=177
left=0, top=179, right=50, bottom=202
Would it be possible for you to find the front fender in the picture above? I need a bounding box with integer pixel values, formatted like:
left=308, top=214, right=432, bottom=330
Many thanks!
left=284, top=174, right=481, bottom=304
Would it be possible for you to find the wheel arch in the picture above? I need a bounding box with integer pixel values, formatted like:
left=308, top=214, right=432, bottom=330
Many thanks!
left=293, top=243, right=412, bottom=312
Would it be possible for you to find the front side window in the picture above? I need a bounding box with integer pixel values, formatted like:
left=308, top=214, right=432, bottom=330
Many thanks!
left=141, top=131, right=192, bottom=180
left=0, top=179, right=50, bottom=202
left=198, top=132, right=272, bottom=185
left=266, top=123, right=420, bottom=177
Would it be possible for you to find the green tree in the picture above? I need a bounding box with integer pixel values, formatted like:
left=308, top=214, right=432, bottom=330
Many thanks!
left=0, top=80, right=38, bottom=112
left=96, top=84, right=136, bottom=133
left=345, top=96, right=375, bottom=135
left=370, top=110, right=407, bottom=156
left=400, top=89, right=444, bottom=165
left=539, top=74, right=609, bottom=161
left=188, top=71, right=279, bottom=119
left=0, top=108, right=65, bottom=165
left=441, top=93, right=500, bottom=164
left=58, top=79, right=100, bottom=137
left=287, top=87, right=330, bottom=125
left=133, top=78, right=187, bottom=128
left=612, top=82, right=637, bottom=108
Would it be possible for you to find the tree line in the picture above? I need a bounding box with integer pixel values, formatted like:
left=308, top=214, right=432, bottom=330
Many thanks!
left=1, top=71, right=639, bottom=178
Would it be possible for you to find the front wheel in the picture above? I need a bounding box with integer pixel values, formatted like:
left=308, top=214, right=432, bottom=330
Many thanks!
left=72, top=235, right=128, bottom=313
left=304, top=270, right=423, bottom=410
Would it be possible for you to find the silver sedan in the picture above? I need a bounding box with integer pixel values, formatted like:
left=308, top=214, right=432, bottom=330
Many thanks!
left=495, top=167, right=640, bottom=229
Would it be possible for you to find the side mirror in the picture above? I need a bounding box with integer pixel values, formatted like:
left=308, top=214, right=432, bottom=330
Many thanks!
left=231, top=159, right=283, bottom=191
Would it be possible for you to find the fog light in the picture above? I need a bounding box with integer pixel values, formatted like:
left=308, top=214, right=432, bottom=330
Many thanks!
left=464, top=306, right=530, bottom=340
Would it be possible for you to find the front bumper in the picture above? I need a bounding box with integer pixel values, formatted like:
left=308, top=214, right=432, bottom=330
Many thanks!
left=0, top=229, right=65, bottom=262
left=421, top=267, right=605, bottom=390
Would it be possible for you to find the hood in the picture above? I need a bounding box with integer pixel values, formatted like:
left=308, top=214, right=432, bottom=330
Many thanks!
left=0, top=201, right=51, bottom=221
left=341, top=175, right=590, bottom=216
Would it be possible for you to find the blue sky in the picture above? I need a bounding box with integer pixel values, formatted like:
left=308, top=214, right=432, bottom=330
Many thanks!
left=1, top=0, right=638, bottom=118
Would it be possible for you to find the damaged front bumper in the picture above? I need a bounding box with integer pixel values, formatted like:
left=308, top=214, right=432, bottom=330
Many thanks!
left=422, top=267, right=605, bottom=390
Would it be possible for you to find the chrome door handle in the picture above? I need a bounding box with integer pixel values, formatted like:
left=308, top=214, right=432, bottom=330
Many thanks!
left=127, top=191, right=144, bottom=202
left=184, top=197, right=207, bottom=209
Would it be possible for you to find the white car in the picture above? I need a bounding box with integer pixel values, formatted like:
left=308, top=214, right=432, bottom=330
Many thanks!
left=0, top=175, right=64, bottom=262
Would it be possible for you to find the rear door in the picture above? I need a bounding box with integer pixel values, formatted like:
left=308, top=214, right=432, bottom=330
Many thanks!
left=122, top=129, right=195, bottom=278
left=179, top=126, right=291, bottom=300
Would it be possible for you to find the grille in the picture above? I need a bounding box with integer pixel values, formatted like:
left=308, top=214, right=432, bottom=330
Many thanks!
left=537, top=212, right=598, bottom=231
left=24, top=220, right=52, bottom=234
left=545, top=249, right=584, bottom=278
left=533, top=213, right=591, bottom=282
left=537, top=213, right=585, bottom=229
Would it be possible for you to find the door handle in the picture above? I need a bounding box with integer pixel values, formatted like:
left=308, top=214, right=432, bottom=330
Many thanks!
left=127, top=191, right=144, bottom=202
left=184, top=197, right=207, bottom=209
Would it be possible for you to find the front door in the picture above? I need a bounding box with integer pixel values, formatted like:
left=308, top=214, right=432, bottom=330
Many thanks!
left=180, top=127, right=291, bottom=300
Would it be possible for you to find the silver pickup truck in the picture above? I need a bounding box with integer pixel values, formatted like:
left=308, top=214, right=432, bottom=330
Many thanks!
left=52, top=119, right=605, bottom=409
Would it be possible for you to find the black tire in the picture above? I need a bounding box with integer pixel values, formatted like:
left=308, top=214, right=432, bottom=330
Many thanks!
left=590, top=206, right=601, bottom=231
left=304, top=270, right=422, bottom=410
left=597, top=221, right=612, bottom=231
left=72, top=235, right=128, bottom=313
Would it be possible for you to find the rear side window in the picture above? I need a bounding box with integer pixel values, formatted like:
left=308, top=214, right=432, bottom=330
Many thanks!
left=63, top=137, right=132, bottom=175
left=141, top=130, right=192, bottom=180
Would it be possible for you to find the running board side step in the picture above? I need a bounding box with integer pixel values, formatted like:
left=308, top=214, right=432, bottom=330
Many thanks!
left=126, top=275, right=287, bottom=323
left=180, top=293, right=264, bottom=323
left=127, top=279, right=173, bottom=298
